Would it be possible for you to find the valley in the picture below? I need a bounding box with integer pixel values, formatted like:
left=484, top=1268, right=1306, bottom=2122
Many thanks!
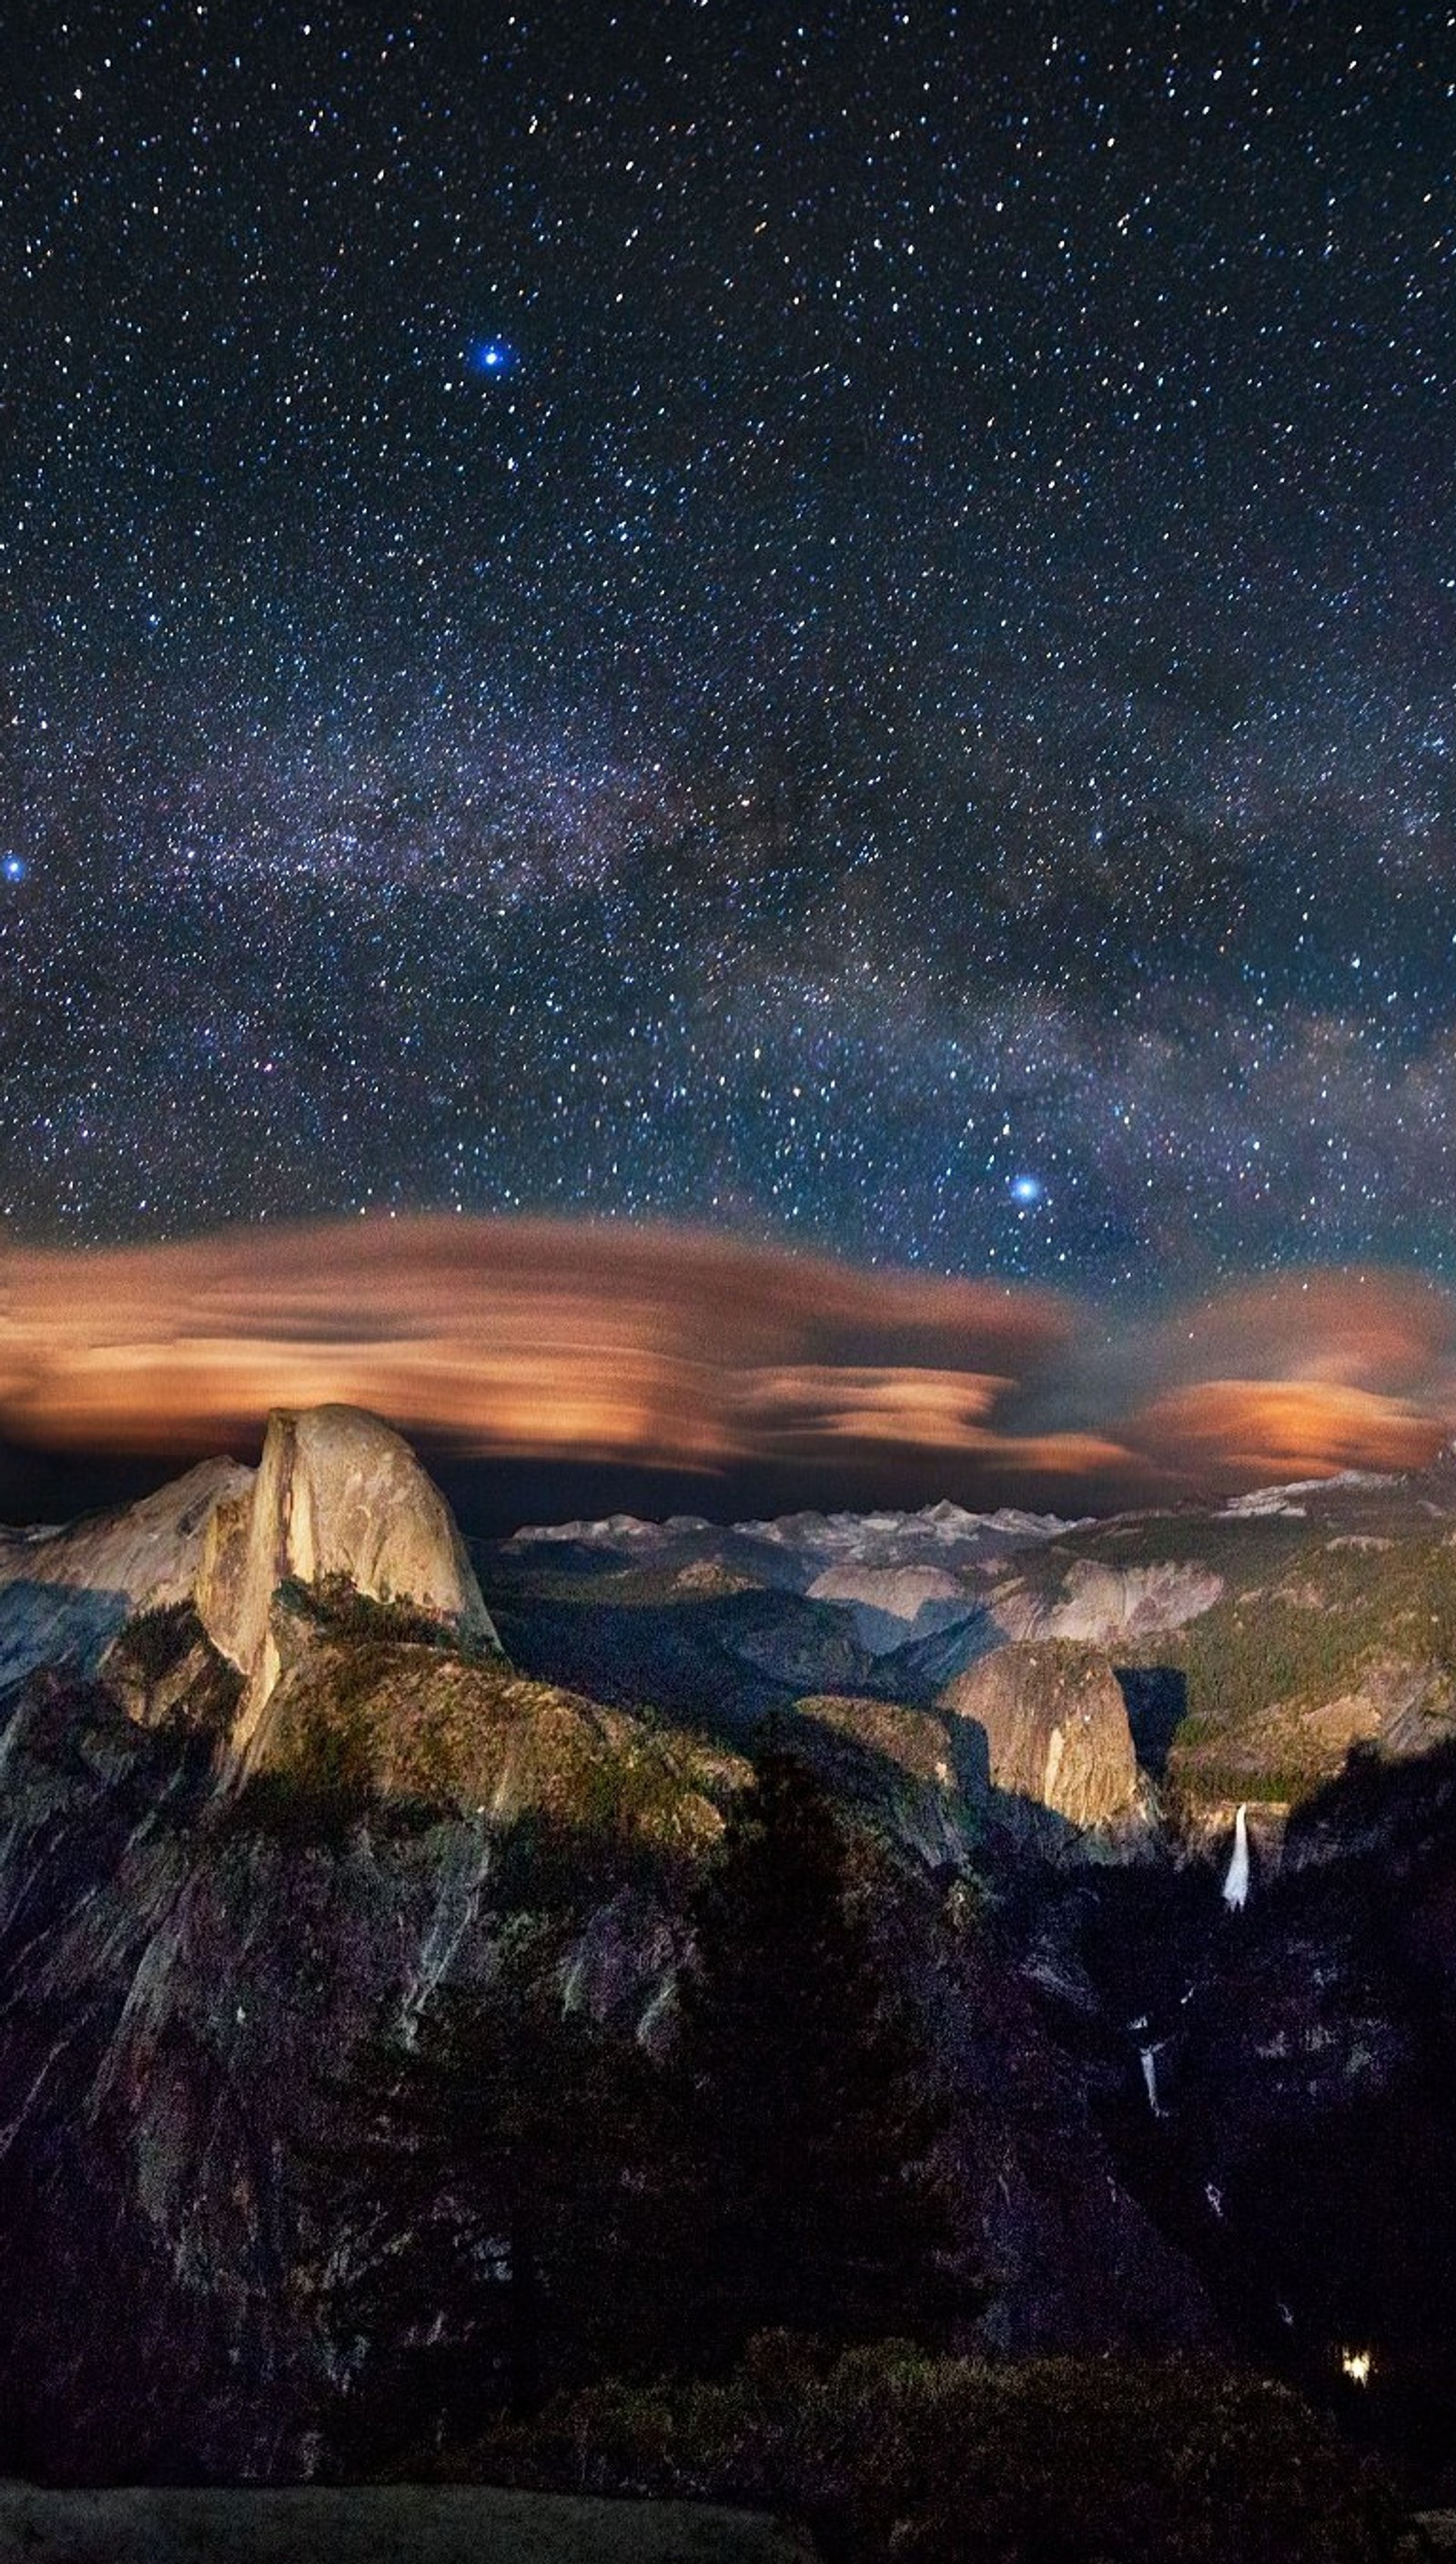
left=0, top=1410, right=1451, bottom=2547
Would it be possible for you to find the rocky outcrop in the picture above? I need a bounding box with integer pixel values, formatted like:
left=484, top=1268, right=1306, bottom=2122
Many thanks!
left=794, top=1694, right=957, bottom=1787
left=195, top=1407, right=499, bottom=1751
left=253, top=1622, right=733, bottom=1849
left=0, top=1409, right=499, bottom=1754
left=939, top=1641, right=1138, bottom=1829
left=994, top=1558, right=1223, bottom=1647
left=0, top=1460, right=250, bottom=1693
left=804, top=1562, right=976, bottom=1655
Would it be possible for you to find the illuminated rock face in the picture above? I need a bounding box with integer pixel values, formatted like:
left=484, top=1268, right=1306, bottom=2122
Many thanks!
left=195, top=1405, right=499, bottom=1747
left=992, top=1558, right=1224, bottom=1647
left=939, top=1641, right=1138, bottom=1830
left=0, top=1458, right=251, bottom=1691
left=0, top=1412, right=498, bottom=1731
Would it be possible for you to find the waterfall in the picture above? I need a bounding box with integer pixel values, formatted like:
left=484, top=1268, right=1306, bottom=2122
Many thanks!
left=1222, top=1802, right=1250, bottom=1910
left=1139, top=2043, right=1164, bottom=2115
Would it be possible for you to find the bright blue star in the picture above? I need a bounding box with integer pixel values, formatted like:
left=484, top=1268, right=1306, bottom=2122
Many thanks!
left=1011, top=1174, right=1043, bottom=1204
left=468, top=338, right=520, bottom=379
left=3, top=856, right=25, bottom=883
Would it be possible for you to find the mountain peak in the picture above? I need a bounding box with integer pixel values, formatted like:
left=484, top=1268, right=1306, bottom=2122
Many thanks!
left=194, top=1405, right=499, bottom=1748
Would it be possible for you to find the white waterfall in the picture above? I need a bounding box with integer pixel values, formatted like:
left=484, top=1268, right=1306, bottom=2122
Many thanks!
left=1139, top=2043, right=1164, bottom=2115
left=1222, top=1801, right=1250, bottom=1910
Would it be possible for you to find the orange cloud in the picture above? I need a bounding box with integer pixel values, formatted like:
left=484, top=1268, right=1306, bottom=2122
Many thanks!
left=738, top=1364, right=1129, bottom=1480
left=1128, top=1377, right=1447, bottom=1485
left=0, top=1217, right=1079, bottom=1481
left=5, top=1224, right=1455, bottom=1508
left=1149, top=1269, right=1456, bottom=1396
left=1115, top=1267, right=1456, bottom=1490
left=739, top=1364, right=1012, bottom=1449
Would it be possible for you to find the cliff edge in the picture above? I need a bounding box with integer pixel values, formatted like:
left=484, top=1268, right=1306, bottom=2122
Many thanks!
left=195, top=1405, right=500, bottom=1748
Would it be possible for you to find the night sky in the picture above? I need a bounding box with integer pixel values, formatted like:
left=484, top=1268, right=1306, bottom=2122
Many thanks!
left=5, top=1, right=1455, bottom=1300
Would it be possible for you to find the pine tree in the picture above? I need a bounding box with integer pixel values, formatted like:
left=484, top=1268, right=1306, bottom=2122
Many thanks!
left=669, top=1740, right=950, bottom=2366
left=313, top=1969, right=660, bottom=2462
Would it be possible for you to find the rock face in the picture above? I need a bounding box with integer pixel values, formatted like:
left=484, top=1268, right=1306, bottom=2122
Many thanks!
left=804, top=1562, right=976, bottom=1655
left=939, top=1642, right=1138, bottom=1829
left=0, top=1409, right=498, bottom=1748
left=993, top=1558, right=1224, bottom=1647
left=195, top=1406, right=499, bottom=1749
left=0, top=1459, right=250, bottom=1692
left=0, top=1624, right=732, bottom=2477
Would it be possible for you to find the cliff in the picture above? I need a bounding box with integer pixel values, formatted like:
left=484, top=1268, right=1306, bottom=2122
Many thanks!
left=938, top=1641, right=1139, bottom=1831
left=0, top=1459, right=249, bottom=1692
left=193, top=1406, right=500, bottom=1754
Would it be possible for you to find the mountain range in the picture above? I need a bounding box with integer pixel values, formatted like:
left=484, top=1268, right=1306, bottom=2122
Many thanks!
left=0, top=1410, right=1453, bottom=2482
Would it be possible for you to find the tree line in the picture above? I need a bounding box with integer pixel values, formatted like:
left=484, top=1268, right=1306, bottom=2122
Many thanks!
left=315, top=1743, right=956, bottom=2466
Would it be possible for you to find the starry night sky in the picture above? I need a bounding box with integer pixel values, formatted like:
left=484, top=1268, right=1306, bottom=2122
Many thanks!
left=5, top=0, right=1455, bottom=1300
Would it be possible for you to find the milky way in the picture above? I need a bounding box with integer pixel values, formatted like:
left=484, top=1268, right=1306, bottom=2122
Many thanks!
left=4, top=3, right=1454, bottom=1296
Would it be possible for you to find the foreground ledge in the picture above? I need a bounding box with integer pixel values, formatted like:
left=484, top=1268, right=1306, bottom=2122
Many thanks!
left=0, top=2481, right=815, bottom=2564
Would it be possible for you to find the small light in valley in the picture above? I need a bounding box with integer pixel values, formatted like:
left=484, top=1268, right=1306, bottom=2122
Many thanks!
left=1340, top=2347, right=1372, bottom=2387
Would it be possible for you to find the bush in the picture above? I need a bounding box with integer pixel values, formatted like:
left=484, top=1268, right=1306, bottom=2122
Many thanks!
left=110, top=1601, right=198, bottom=1685
left=278, top=1573, right=479, bottom=1655
left=464, top=2336, right=1402, bottom=2563
left=106, top=1601, right=245, bottom=1738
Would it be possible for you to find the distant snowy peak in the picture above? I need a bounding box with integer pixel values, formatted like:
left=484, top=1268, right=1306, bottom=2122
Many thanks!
left=1220, top=1470, right=1396, bottom=1520
left=736, top=1502, right=1077, bottom=1554
left=506, top=1500, right=1079, bottom=1560
left=503, top=1514, right=675, bottom=1548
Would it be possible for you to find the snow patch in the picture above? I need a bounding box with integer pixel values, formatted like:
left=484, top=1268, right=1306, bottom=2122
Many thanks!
left=1221, top=1470, right=1395, bottom=1519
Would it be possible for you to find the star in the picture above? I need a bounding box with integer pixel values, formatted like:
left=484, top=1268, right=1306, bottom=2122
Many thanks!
left=467, top=339, right=520, bottom=379
left=0, top=6, right=1442, bottom=1312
